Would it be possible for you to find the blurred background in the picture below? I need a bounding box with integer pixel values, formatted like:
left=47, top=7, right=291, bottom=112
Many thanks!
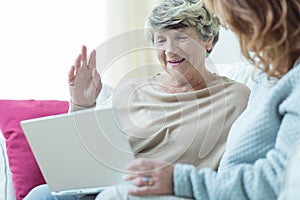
left=0, top=0, right=244, bottom=100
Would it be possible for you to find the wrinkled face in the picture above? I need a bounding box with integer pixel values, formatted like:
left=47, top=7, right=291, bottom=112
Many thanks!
left=153, top=27, right=209, bottom=78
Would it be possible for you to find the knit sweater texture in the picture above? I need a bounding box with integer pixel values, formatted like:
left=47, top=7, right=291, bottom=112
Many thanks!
left=174, top=58, right=300, bottom=200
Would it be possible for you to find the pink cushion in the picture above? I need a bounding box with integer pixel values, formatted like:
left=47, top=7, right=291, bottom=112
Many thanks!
left=0, top=99, right=69, bottom=200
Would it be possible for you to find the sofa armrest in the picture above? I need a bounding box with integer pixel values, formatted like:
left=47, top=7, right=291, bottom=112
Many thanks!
left=0, top=132, right=16, bottom=200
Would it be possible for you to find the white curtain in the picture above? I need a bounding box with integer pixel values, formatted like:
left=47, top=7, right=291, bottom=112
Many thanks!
left=98, top=0, right=162, bottom=88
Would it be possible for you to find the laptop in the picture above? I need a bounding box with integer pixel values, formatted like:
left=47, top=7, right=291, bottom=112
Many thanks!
left=20, top=105, right=135, bottom=196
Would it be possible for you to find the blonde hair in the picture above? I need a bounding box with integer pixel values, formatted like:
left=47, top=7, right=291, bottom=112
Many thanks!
left=145, top=0, right=220, bottom=55
left=205, top=0, right=300, bottom=78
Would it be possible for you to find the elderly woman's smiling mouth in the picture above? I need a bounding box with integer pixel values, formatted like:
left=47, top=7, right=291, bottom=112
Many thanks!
left=168, top=58, right=186, bottom=66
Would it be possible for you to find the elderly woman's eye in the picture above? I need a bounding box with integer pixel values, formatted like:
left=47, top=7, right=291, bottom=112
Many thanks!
left=177, top=36, right=188, bottom=40
left=155, top=39, right=166, bottom=45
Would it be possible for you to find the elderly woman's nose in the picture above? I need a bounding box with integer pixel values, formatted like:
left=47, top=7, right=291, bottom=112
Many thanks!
left=165, top=40, right=177, bottom=54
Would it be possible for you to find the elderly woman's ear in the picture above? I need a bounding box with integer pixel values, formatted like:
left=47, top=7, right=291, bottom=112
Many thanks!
left=205, top=36, right=214, bottom=51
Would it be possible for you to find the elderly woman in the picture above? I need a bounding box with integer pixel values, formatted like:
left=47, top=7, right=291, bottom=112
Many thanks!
left=24, top=0, right=250, bottom=199
left=96, top=0, right=300, bottom=199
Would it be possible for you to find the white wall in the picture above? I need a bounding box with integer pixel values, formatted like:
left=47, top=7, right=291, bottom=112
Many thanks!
left=0, top=0, right=105, bottom=100
left=209, top=27, right=247, bottom=64
left=0, top=1, right=245, bottom=100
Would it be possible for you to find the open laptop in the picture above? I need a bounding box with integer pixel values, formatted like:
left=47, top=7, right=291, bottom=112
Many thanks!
left=20, top=105, right=135, bottom=196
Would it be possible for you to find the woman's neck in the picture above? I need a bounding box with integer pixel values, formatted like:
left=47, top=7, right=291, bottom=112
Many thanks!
left=157, top=69, right=216, bottom=93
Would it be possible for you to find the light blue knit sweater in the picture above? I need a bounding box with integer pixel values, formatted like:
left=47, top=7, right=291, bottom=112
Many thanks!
left=174, top=59, right=300, bottom=200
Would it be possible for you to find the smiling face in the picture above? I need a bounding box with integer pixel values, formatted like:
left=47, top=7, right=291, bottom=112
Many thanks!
left=154, top=27, right=211, bottom=80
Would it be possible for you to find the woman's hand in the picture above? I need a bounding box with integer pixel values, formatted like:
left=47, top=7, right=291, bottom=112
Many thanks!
left=124, top=158, right=174, bottom=196
left=68, top=45, right=102, bottom=107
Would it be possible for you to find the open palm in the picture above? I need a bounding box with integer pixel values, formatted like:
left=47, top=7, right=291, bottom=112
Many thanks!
left=68, top=46, right=102, bottom=107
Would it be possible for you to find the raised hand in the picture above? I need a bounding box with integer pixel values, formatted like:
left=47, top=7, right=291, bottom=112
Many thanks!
left=124, top=158, right=174, bottom=196
left=68, top=45, right=102, bottom=107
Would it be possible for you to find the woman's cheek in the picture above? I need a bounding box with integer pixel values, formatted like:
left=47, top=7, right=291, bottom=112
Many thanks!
left=157, top=50, right=167, bottom=66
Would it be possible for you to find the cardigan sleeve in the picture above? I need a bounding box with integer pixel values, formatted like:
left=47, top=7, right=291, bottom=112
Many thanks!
left=173, top=66, right=300, bottom=200
left=174, top=148, right=288, bottom=200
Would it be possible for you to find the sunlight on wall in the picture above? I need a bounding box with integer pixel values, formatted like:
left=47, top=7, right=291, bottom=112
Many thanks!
left=0, top=0, right=244, bottom=100
left=0, top=0, right=163, bottom=100
left=99, top=0, right=162, bottom=88
left=0, top=0, right=105, bottom=100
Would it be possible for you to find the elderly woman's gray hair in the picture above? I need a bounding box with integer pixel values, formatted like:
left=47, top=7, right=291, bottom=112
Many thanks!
left=145, top=0, right=220, bottom=55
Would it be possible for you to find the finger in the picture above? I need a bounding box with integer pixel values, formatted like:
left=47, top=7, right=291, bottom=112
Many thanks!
left=92, top=68, right=102, bottom=92
left=74, top=54, right=82, bottom=73
left=81, top=45, right=87, bottom=60
left=126, top=158, right=147, bottom=171
left=68, top=66, right=76, bottom=85
left=88, top=50, right=96, bottom=70
left=128, top=186, right=156, bottom=196
left=81, top=45, right=88, bottom=68
left=131, top=177, right=149, bottom=187
left=126, top=158, right=155, bottom=172
left=123, top=174, right=139, bottom=181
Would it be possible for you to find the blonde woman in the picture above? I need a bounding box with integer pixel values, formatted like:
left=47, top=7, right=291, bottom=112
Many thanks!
left=97, top=0, right=300, bottom=199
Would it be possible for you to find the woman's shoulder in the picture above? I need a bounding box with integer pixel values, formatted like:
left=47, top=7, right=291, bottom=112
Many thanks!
left=206, top=75, right=251, bottom=106
left=282, top=57, right=300, bottom=83
left=272, top=58, right=300, bottom=93
left=276, top=58, right=300, bottom=106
